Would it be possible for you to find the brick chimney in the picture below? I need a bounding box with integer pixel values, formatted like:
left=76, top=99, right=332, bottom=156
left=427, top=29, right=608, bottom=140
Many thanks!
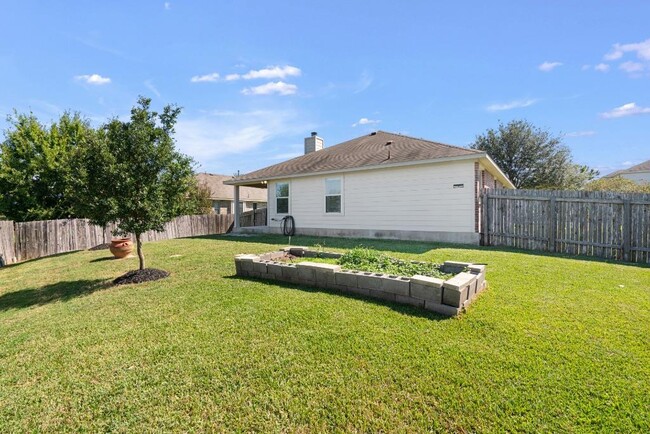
left=304, top=131, right=323, bottom=154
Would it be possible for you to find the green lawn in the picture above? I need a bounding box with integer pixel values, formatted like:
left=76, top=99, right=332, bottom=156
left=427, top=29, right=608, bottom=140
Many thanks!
left=0, top=234, right=648, bottom=432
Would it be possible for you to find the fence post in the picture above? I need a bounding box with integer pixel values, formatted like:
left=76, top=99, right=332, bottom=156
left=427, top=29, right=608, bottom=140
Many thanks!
left=548, top=197, right=556, bottom=252
left=622, top=200, right=631, bottom=261
left=480, top=192, right=489, bottom=246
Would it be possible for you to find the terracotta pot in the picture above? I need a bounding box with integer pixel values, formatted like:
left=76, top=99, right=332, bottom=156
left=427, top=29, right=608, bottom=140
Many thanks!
left=109, top=238, right=134, bottom=259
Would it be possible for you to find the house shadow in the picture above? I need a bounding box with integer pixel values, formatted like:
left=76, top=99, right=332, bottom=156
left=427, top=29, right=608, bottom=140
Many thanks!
left=191, top=233, right=449, bottom=255
left=0, top=279, right=110, bottom=312
left=194, top=233, right=650, bottom=268
left=223, top=275, right=449, bottom=321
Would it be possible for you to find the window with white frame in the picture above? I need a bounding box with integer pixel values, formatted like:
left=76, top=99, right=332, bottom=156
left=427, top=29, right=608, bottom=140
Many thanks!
left=325, top=178, right=342, bottom=213
left=276, top=182, right=289, bottom=214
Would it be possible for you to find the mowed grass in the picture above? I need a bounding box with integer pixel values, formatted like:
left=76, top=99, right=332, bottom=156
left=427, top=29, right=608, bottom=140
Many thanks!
left=0, top=234, right=648, bottom=432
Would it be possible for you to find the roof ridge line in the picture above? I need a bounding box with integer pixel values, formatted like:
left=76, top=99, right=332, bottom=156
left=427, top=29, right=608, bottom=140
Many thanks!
left=376, top=130, right=482, bottom=154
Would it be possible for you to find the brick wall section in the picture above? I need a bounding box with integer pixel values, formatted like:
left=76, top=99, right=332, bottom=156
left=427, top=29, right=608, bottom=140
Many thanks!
left=234, top=249, right=487, bottom=317
left=474, top=162, right=480, bottom=233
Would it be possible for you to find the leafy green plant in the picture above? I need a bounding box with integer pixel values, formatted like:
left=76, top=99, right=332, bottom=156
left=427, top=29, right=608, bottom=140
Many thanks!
left=337, top=247, right=452, bottom=279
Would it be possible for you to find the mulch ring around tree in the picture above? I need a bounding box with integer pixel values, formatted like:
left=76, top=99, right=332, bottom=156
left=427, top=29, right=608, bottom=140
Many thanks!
left=113, top=268, right=170, bottom=285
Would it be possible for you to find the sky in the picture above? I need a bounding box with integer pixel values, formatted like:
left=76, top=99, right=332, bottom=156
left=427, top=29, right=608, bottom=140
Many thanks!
left=1, top=1, right=649, bottom=177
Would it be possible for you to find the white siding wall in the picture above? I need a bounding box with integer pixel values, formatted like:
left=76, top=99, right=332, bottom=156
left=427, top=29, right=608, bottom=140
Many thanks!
left=268, top=160, right=476, bottom=233
left=621, top=172, right=650, bottom=183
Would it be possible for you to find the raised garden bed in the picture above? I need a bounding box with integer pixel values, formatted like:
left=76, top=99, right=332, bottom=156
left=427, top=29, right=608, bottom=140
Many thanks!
left=234, top=247, right=487, bottom=316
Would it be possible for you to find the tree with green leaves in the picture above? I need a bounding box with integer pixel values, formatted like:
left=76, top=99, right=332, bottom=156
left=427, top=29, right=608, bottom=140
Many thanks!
left=74, top=97, right=196, bottom=271
left=0, top=112, right=96, bottom=221
left=584, top=176, right=650, bottom=193
left=470, top=120, right=598, bottom=189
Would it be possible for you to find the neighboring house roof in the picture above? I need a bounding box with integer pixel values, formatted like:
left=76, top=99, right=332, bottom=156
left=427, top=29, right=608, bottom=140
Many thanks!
left=604, top=159, right=650, bottom=178
left=225, top=131, right=514, bottom=188
left=196, top=173, right=267, bottom=201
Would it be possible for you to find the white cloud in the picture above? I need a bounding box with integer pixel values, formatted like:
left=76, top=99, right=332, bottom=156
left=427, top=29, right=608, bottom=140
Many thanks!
left=226, top=65, right=301, bottom=81
left=538, top=61, right=562, bottom=72
left=243, top=65, right=301, bottom=80
left=352, top=117, right=380, bottom=127
left=164, top=2, right=171, bottom=10
left=241, top=81, right=297, bottom=96
left=486, top=99, right=537, bottom=112
left=354, top=71, right=373, bottom=93
left=74, top=73, right=111, bottom=85
left=594, top=63, right=610, bottom=72
left=190, top=72, right=220, bottom=83
left=174, top=109, right=310, bottom=167
left=565, top=131, right=596, bottom=137
left=605, top=38, right=650, bottom=61
left=619, top=61, right=644, bottom=73
left=600, top=102, right=650, bottom=119
left=144, top=79, right=161, bottom=98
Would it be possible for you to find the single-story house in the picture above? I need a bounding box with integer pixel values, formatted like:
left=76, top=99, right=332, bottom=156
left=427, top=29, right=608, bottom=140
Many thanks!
left=603, top=159, right=650, bottom=184
left=196, top=173, right=267, bottom=215
left=225, top=131, right=514, bottom=244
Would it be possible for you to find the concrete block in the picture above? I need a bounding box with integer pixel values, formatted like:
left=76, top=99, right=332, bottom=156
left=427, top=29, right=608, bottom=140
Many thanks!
left=345, top=286, right=370, bottom=297
left=288, top=246, right=308, bottom=257
left=356, top=272, right=384, bottom=291
left=266, top=262, right=284, bottom=279
left=380, top=276, right=410, bottom=296
left=396, top=295, right=425, bottom=308
left=424, top=301, right=461, bottom=316
left=409, top=275, right=444, bottom=302
left=368, top=289, right=396, bottom=302
left=335, top=271, right=359, bottom=288
left=252, top=260, right=268, bottom=275
left=235, top=254, right=258, bottom=274
left=296, top=262, right=341, bottom=287
left=296, top=266, right=315, bottom=283
left=281, top=265, right=299, bottom=283
left=442, top=260, right=472, bottom=274
left=319, top=251, right=342, bottom=259
left=297, top=262, right=342, bottom=273
left=442, top=272, right=476, bottom=307
left=468, top=264, right=486, bottom=275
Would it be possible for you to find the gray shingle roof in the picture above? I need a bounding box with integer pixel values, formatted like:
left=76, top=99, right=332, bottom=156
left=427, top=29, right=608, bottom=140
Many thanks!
left=228, top=131, right=483, bottom=183
left=196, top=173, right=267, bottom=201
left=604, top=159, right=650, bottom=178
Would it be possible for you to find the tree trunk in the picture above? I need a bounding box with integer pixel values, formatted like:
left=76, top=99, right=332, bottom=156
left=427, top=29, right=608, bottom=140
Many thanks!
left=135, top=232, right=145, bottom=270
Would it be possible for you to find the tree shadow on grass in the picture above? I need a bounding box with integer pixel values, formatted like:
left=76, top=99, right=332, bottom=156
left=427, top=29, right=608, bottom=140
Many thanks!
left=223, top=275, right=449, bottom=321
left=0, top=251, right=80, bottom=270
left=0, top=279, right=110, bottom=312
left=90, top=256, right=118, bottom=263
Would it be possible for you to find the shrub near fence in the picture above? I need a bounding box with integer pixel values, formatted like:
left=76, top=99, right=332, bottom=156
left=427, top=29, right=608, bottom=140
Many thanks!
left=482, top=189, right=650, bottom=264
left=0, top=214, right=234, bottom=265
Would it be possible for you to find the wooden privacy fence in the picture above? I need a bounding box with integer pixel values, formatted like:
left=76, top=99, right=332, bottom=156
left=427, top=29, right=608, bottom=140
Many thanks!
left=0, top=214, right=234, bottom=265
left=481, top=189, right=650, bottom=263
left=239, top=208, right=267, bottom=228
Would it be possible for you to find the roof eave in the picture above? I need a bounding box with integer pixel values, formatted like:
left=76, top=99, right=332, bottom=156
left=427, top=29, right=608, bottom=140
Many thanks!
left=224, top=153, right=487, bottom=185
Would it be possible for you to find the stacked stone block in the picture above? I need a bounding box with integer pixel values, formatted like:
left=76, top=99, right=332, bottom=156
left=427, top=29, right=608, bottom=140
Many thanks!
left=234, top=249, right=488, bottom=317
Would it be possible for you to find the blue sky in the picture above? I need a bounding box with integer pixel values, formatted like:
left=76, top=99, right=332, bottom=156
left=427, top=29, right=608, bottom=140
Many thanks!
left=1, top=1, right=649, bottom=176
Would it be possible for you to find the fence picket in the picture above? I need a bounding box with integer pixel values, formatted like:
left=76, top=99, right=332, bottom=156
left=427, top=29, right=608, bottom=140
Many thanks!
left=483, top=189, right=650, bottom=264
